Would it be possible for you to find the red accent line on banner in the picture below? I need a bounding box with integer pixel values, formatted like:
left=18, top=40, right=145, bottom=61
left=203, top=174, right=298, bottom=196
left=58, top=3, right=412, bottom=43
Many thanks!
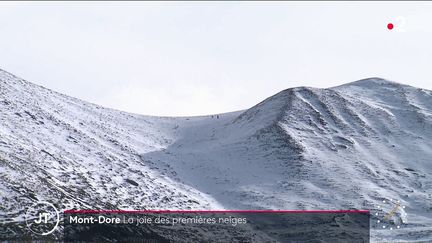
left=64, top=209, right=370, bottom=214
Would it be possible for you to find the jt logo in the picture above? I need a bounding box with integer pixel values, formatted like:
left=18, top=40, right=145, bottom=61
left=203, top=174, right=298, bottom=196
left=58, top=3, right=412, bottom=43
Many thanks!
left=34, top=212, right=51, bottom=224
left=26, top=201, right=60, bottom=235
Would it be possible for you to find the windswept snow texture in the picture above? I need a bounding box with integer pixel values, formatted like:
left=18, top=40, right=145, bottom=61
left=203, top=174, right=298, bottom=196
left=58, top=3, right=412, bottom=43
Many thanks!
left=0, top=70, right=431, bottom=242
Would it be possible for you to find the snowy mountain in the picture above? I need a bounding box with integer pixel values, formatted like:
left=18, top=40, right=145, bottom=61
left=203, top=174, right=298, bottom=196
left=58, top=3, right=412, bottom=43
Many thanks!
left=0, top=69, right=431, bottom=241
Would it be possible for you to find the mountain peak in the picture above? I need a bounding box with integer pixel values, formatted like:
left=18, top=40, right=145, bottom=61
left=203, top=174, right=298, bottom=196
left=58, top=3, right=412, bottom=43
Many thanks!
left=331, top=77, right=410, bottom=91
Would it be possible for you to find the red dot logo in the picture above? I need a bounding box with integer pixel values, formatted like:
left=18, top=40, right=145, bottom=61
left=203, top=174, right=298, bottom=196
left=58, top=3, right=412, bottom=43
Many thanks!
left=387, top=23, right=394, bottom=30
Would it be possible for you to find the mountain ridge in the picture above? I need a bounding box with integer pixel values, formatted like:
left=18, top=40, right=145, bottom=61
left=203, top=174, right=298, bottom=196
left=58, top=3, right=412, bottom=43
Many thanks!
left=1, top=69, right=431, bottom=241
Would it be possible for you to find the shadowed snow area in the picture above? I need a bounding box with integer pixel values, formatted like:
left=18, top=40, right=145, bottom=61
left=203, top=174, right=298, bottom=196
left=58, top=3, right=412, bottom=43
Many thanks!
left=0, top=70, right=431, bottom=241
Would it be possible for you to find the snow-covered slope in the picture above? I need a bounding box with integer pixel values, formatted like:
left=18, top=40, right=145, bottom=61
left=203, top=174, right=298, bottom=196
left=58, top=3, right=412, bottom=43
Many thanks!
left=0, top=69, right=223, bottom=219
left=0, top=70, right=431, bottom=241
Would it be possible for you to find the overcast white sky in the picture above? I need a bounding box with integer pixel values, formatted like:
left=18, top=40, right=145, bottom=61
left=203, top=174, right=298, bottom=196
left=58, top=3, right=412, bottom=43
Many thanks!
left=0, top=2, right=431, bottom=116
